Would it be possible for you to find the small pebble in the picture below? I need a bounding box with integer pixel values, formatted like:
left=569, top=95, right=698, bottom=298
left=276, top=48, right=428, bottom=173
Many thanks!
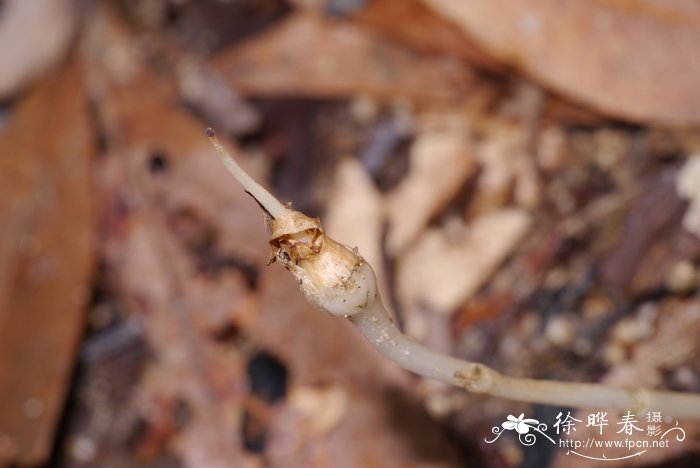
left=545, top=316, right=575, bottom=347
left=349, top=95, right=378, bottom=124
left=70, top=435, right=97, bottom=462
left=602, top=343, right=626, bottom=366
left=613, top=313, right=654, bottom=344
left=672, top=367, right=698, bottom=390
left=665, top=260, right=698, bottom=294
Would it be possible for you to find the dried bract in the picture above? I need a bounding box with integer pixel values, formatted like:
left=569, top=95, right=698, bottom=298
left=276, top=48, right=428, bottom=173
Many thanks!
left=269, top=209, right=378, bottom=317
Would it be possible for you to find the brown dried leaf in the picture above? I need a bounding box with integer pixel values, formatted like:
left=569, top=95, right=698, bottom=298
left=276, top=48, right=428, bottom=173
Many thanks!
left=472, top=120, right=542, bottom=214
left=214, top=12, right=475, bottom=102
left=398, top=209, right=531, bottom=315
left=0, top=0, right=76, bottom=98
left=324, top=158, right=393, bottom=313
left=176, top=55, right=261, bottom=137
left=269, top=380, right=462, bottom=468
left=352, top=0, right=503, bottom=71
left=0, top=61, right=96, bottom=465
left=422, top=0, right=700, bottom=125
left=677, top=154, right=700, bottom=237
left=385, top=112, right=476, bottom=254
left=325, top=159, right=383, bottom=271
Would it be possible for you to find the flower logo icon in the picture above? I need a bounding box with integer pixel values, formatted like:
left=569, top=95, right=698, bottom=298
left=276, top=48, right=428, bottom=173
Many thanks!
left=502, top=414, right=540, bottom=434
left=486, top=413, right=555, bottom=445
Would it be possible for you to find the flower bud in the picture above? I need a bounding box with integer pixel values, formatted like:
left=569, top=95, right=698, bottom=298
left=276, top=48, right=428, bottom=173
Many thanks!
left=269, top=210, right=378, bottom=316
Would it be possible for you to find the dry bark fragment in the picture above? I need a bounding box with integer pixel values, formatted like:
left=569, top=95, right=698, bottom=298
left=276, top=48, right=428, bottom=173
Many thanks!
left=601, top=168, right=685, bottom=292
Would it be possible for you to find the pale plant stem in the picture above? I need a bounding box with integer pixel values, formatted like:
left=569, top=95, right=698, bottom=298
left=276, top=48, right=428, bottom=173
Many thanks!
left=351, top=298, right=700, bottom=419
left=207, top=129, right=700, bottom=420
left=206, top=128, right=287, bottom=219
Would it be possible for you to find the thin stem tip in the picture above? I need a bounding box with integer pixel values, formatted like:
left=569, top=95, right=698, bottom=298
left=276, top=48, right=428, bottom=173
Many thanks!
left=205, top=128, right=287, bottom=219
